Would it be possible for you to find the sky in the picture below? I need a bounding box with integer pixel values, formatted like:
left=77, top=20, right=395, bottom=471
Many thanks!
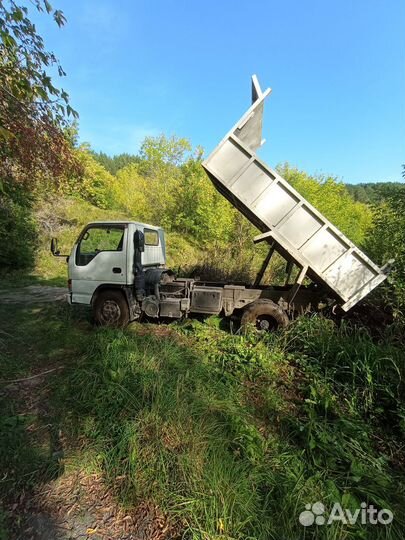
left=31, top=0, right=405, bottom=184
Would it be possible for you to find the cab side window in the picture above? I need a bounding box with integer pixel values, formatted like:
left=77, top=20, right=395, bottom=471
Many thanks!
left=76, top=226, right=125, bottom=266
left=144, top=228, right=159, bottom=246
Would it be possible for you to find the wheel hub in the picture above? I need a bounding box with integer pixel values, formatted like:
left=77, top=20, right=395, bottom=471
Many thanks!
left=100, top=300, right=121, bottom=324
left=257, top=317, right=271, bottom=331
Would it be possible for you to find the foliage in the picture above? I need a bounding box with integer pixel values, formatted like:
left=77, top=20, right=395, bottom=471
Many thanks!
left=282, top=316, right=405, bottom=430
left=109, top=136, right=235, bottom=244
left=278, top=163, right=373, bottom=245
left=346, top=182, right=405, bottom=205
left=91, top=151, right=140, bottom=175
left=110, top=163, right=151, bottom=222
left=3, top=134, right=380, bottom=282
left=139, top=133, right=192, bottom=173
left=93, top=137, right=289, bottom=283
left=173, top=151, right=234, bottom=243
left=0, top=0, right=80, bottom=189
left=0, top=1, right=82, bottom=272
left=64, top=146, right=115, bottom=209
left=366, top=190, right=405, bottom=323
left=0, top=184, right=37, bottom=271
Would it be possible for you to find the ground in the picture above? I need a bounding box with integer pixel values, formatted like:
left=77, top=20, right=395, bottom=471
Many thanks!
left=0, top=285, right=176, bottom=540
left=8, top=471, right=173, bottom=540
left=0, top=285, right=67, bottom=305
left=1, top=283, right=404, bottom=540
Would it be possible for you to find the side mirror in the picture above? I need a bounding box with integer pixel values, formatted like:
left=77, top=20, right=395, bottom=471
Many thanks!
left=50, top=238, right=68, bottom=259
left=134, top=230, right=145, bottom=253
left=51, top=237, right=60, bottom=256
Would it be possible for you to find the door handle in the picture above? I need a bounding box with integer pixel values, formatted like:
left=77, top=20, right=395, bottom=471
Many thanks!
left=112, top=267, right=122, bottom=274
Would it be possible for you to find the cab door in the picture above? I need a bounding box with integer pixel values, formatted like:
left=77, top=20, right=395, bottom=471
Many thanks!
left=69, top=224, right=128, bottom=304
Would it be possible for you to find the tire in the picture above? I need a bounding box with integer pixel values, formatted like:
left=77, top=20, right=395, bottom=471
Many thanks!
left=93, top=290, right=130, bottom=328
left=241, top=299, right=289, bottom=332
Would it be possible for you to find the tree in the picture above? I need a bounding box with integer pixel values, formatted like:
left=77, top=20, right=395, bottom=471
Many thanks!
left=0, top=0, right=80, bottom=189
left=345, top=182, right=405, bottom=205
left=134, top=135, right=192, bottom=229
left=90, top=151, right=141, bottom=175
left=0, top=1, right=80, bottom=272
left=112, top=163, right=151, bottom=221
left=68, top=147, right=115, bottom=209
left=138, top=134, right=192, bottom=177
left=173, top=149, right=234, bottom=243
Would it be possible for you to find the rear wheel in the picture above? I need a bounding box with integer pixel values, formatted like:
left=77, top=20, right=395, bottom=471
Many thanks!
left=93, top=290, right=130, bottom=328
left=241, top=299, right=289, bottom=332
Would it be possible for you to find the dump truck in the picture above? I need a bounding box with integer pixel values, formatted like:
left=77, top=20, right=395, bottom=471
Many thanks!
left=51, top=76, right=390, bottom=329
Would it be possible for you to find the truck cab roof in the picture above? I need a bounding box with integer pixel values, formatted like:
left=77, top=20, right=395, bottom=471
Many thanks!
left=85, top=221, right=163, bottom=231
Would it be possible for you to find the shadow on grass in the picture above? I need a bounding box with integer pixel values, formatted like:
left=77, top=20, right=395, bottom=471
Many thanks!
left=0, top=286, right=92, bottom=538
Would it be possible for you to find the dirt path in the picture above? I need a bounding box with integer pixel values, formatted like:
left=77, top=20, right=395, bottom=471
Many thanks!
left=0, top=285, right=68, bottom=304
left=11, top=471, right=175, bottom=540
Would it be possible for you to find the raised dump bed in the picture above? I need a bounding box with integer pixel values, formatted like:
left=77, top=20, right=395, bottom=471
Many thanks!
left=202, top=76, right=389, bottom=311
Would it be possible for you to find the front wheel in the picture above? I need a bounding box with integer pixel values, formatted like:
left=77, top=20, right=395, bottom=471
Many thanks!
left=241, top=299, right=289, bottom=332
left=93, top=290, right=130, bottom=328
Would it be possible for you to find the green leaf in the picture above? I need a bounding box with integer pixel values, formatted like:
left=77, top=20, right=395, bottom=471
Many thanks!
left=12, top=8, right=24, bottom=22
left=53, top=10, right=66, bottom=27
left=44, top=1, right=53, bottom=14
left=0, top=126, right=15, bottom=141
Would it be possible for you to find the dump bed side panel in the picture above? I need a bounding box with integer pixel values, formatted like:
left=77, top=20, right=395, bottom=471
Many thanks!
left=202, top=78, right=387, bottom=311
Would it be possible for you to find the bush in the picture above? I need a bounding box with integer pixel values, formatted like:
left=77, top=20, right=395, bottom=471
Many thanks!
left=0, top=186, right=38, bottom=272
left=366, top=191, right=405, bottom=325
left=282, top=315, right=405, bottom=435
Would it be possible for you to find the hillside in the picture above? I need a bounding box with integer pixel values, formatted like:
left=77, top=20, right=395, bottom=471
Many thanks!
left=345, top=182, right=405, bottom=204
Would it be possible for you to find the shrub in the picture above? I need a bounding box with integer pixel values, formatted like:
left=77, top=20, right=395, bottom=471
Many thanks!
left=0, top=186, right=37, bottom=272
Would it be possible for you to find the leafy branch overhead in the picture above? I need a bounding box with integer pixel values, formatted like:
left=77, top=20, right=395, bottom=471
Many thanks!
left=0, top=0, right=80, bottom=186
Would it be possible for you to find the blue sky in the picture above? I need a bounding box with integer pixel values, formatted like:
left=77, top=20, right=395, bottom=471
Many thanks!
left=32, top=0, right=405, bottom=183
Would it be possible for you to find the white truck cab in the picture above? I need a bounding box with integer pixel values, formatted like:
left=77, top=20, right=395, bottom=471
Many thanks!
left=68, top=221, right=165, bottom=305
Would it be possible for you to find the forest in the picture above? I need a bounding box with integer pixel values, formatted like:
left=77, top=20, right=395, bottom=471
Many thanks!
left=1, top=2, right=405, bottom=539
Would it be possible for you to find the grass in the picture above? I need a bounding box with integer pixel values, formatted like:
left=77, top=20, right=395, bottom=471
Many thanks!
left=0, top=291, right=405, bottom=539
